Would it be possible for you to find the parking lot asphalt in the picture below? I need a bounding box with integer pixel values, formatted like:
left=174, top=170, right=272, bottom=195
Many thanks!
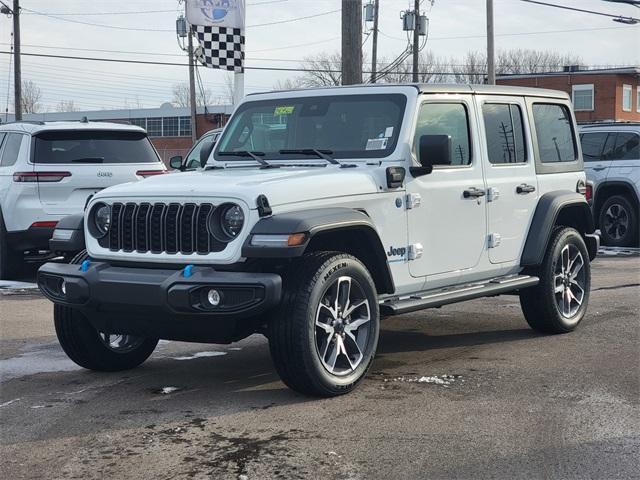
left=0, top=253, right=638, bottom=480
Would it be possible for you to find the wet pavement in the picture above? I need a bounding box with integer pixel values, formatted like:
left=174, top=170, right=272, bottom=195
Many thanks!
left=0, top=254, right=639, bottom=479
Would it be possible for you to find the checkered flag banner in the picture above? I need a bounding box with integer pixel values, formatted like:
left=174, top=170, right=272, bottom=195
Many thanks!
left=194, top=25, right=245, bottom=73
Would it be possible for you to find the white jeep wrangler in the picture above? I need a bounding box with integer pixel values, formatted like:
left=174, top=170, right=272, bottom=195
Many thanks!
left=37, top=85, right=598, bottom=396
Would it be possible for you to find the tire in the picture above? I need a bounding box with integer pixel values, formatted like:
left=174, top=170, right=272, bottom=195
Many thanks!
left=0, top=210, right=21, bottom=280
left=598, top=195, right=638, bottom=247
left=520, top=227, right=591, bottom=334
left=54, top=250, right=159, bottom=372
left=268, top=252, right=380, bottom=397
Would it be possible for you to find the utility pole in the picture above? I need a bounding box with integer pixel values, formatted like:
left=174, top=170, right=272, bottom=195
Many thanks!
left=13, top=0, right=21, bottom=120
left=370, top=0, right=379, bottom=83
left=187, top=28, right=197, bottom=144
left=341, top=0, right=362, bottom=85
left=412, top=0, right=420, bottom=82
left=486, top=0, right=495, bottom=85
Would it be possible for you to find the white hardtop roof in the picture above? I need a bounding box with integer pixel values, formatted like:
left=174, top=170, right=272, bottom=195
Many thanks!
left=248, top=83, right=570, bottom=100
left=0, top=121, right=147, bottom=135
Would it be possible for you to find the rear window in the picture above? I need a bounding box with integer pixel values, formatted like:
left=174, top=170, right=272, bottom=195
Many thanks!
left=580, top=132, right=608, bottom=162
left=532, top=104, right=577, bottom=163
left=33, top=130, right=160, bottom=164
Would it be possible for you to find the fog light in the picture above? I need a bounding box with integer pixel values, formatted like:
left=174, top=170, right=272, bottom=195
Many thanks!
left=60, top=280, right=67, bottom=296
left=206, top=289, right=221, bottom=307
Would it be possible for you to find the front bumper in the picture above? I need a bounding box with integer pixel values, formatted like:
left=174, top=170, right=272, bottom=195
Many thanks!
left=37, top=262, right=282, bottom=343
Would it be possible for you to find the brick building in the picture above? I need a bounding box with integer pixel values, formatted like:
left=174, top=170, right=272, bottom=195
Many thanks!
left=3, top=103, right=233, bottom=163
left=497, top=66, right=640, bottom=124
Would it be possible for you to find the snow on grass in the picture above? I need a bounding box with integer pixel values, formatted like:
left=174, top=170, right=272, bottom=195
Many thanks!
left=160, top=387, right=180, bottom=394
left=171, top=351, right=227, bottom=361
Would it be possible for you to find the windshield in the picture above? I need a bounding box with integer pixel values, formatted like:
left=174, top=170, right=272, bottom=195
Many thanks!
left=214, top=94, right=407, bottom=161
left=33, top=130, right=161, bottom=164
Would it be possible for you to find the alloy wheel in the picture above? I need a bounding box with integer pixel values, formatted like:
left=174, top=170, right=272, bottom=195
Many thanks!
left=554, top=244, right=586, bottom=319
left=314, top=276, right=372, bottom=376
left=603, top=203, right=629, bottom=241
left=99, top=333, right=146, bottom=353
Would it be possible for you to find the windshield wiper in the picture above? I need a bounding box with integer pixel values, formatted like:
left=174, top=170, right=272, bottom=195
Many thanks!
left=278, top=149, right=356, bottom=168
left=71, top=157, right=104, bottom=163
left=279, top=149, right=340, bottom=165
left=217, top=150, right=278, bottom=169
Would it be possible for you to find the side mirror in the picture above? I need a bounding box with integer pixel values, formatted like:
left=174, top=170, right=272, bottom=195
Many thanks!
left=169, top=155, right=183, bottom=170
left=411, top=134, right=452, bottom=177
left=200, top=139, right=216, bottom=168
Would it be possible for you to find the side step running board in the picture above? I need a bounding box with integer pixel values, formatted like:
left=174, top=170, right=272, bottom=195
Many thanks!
left=380, top=274, right=539, bottom=316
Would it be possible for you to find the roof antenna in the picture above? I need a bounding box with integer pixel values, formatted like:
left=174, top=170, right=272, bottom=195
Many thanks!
left=81, top=116, right=89, bottom=123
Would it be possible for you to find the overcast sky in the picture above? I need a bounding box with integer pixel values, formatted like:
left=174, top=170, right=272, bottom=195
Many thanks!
left=0, top=0, right=638, bottom=113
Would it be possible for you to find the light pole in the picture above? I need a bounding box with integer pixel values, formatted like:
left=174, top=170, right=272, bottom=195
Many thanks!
left=487, top=0, right=495, bottom=85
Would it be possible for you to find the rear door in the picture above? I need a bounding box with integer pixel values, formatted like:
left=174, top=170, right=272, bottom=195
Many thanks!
left=33, top=129, right=165, bottom=215
left=580, top=131, right=612, bottom=189
left=477, top=96, right=538, bottom=264
left=606, top=131, right=640, bottom=179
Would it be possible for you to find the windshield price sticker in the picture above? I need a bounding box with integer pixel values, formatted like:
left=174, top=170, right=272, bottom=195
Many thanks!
left=366, top=138, right=388, bottom=150
left=274, top=105, right=295, bottom=116
left=384, top=127, right=394, bottom=138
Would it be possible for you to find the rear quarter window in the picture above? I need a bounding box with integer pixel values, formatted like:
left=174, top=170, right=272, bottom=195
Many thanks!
left=532, top=103, right=577, bottom=163
left=33, top=130, right=160, bottom=164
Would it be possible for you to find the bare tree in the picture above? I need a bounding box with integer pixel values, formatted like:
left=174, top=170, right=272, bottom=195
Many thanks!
left=272, top=77, right=305, bottom=90
left=298, top=52, right=342, bottom=87
left=22, top=80, right=42, bottom=113
left=172, top=82, right=212, bottom=107
left=55, top=100, right=78, bottom=112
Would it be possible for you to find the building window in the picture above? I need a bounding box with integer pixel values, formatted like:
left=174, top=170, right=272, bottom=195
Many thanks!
left=146, top=117, right=163, bottom=137
left=129, top=118, right=147, bottom=130
left=162, top=117, right=179, bottom=136
left=179, top=116, right=192, bottom=137
left=622, top=84, right=632, bottom=112
left=572, top=84, right=594, bottom=112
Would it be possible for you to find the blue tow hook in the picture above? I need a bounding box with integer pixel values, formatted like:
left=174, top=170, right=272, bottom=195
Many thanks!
left=80, top=260, right=91, bottom=272
left=183, top=264, right=194, bottom=278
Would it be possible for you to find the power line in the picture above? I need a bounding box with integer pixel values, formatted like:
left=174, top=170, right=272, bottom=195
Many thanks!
left=520, top=0, right=640, bottom=21
left=21, top=7, right=341, bottom=32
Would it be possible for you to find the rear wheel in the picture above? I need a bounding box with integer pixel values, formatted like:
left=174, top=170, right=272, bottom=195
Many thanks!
left=268, top=252, right=379, bottom=397
left=598, top=195, right=638, bottom=247
left=54, top=251, right=158, bottom=371
left=520, top=227, right=591, bottom=334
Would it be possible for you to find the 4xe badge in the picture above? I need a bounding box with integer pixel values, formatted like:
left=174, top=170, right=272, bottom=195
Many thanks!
left=97, top=171, right=113, bottom=178
left=387, top=246, right=406, bottom=258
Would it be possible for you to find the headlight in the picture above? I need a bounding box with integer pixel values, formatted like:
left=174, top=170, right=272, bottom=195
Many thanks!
left=221, top=205, right=244, bottom=238
left=93, top=203, right=111, bottom=238
left=208, top=203, right=244, bottom=242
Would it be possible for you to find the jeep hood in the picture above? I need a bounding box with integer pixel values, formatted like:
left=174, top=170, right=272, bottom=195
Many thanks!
left=94, top=166, right=380, bottom=207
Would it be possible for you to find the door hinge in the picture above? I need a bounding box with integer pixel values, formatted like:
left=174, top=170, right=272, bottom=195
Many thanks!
left=487, top=187, right=500, bottom=202
left=405, top=193, right=421, bottom=210
left=488, top=233, right=502, bottom=248
left=408, top=243, right=423, bottom=260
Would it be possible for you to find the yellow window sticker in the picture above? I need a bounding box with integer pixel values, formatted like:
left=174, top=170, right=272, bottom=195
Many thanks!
left=274, top=105, right=295, bottom=116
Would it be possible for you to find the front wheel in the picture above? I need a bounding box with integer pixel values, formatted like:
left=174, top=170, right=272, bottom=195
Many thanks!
left=54, top=251, right=158, bottom=371
left=520, top=227, right=591, bottom=334
left=598, top=195, right=638, bottom=247
left=268, top=252, right=380, bottom=397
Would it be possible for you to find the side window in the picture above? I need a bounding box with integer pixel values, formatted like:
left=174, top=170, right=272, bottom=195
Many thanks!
left=611, top=133, right=639, bottom=160
left=415, top=103, right=471, bottom=166
left=532, top=103, right=577, bottom=163
left=580, top=132, right=608, bottom=162
left=0, top=133, right=6, bottom=154
left=0, top=133, right=23, bottom=167
left=482, top=103, right=527, bottom=164
left=601, top=133, right=616, bottom=160
left=185, top=137, right=214, bottom=169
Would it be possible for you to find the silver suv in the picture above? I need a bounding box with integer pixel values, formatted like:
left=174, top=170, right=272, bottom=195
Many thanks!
left=580, top=123, right=640, bottom=247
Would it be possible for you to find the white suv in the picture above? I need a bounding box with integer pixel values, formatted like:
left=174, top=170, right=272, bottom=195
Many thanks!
left=37, top=85, right=598, bottom=396
left=0, top=121, right=166, bottom=278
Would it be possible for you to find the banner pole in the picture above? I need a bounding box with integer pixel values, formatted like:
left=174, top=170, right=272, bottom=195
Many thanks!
left=233, top=72, right=244, bottom=106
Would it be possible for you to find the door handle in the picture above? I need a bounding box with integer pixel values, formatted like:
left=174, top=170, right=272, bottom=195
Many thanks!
left=463, top=187, right=486, bottom=198
left=592, top=167, right=606, bottom=172
left=516, top=184, right=536, bottom=194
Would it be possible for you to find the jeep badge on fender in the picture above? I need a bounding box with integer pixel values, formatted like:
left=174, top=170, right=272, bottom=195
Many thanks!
left=37, top=84, right=598, bottom=397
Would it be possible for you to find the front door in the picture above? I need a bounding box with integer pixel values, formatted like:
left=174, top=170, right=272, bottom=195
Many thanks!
left=407, top=97, right=487, bottom=278
left=477, top=96, right=538, bottom=264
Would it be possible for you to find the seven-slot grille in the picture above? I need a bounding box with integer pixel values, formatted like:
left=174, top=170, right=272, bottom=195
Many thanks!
left=104, top=202, right=226, bottom=254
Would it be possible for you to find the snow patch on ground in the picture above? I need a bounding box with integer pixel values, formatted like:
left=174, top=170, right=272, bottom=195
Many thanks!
left=598, top=247, right=640, bottom=257
left=385, top=374, right=463, bottom=387
left=171, top=351, right=227, bottom=361
left=160, top=387, right=180, bottom=394
left=0, top=347, right=80, bottom=382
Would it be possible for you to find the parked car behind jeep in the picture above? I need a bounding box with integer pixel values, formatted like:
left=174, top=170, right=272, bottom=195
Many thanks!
left=0, top=121, right=166, bottom=279
left=580, top=123, right=639, bottom=247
